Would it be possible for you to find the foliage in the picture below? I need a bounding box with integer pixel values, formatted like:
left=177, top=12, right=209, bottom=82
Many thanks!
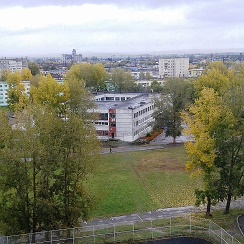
left=30, top=74, right=70, bottom=110
left=183, top=70, right=244, bottom=216
left=66, top=63, right=107, bottom=91
left=28, top=62, right=40, bottom=76
left=150, top=80, right=163, bottom=92
left=153, top=79, right=194, bottom=143
left=110, top=68, right=138, bottom=92
left=0, top=70, right=10, bottom=81
left=21, top=68, right=32, bottom=81
left=6, top=72, right=28, bottom=112
left=0, top=69, right=101, bottom=234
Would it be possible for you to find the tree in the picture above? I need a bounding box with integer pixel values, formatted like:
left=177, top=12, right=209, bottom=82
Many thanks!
left=153, top=79, right=194, bottom=144
left=0, top=73, right=100, bottom=234
left=0, top=105, right=100, bottom=235
left=21, top=68, right=32, bottom=81
left=190, top=62, right=244, bottom=214
left=150, top=80, right=163, bottom=92
left=182, top=88, right=238, bottom=216
left=64, top=76, right=96, bottom=120
left=28, top=62, right=40, bottom=76
left=110, top=68, right=137, bottom=92
left=6, top=72, right=28, bottom=112
left=66, top=63, right=107, bottom=91
left=30, top=74, right=69, bottom=110
left=215, top=67, right=244, bottom=214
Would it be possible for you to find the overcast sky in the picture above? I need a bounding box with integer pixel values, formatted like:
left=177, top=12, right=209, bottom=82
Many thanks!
left=0, top=0, right=243, bottom=57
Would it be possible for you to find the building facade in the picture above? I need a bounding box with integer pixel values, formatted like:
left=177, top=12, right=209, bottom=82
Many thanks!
left=92, top=93, right=155, bottom=142
left=0, top=59, right=28, bottom=74
left=158, top=58, right=189, bottom=78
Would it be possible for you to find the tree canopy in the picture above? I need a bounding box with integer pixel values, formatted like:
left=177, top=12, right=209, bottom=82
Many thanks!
left=0, top=71, right=101, bottom=235
left=182, top=62, right=244, bottom=215
left=153, top=79, right=194, bottom=143
left=66, top=63, right=107, bottom=91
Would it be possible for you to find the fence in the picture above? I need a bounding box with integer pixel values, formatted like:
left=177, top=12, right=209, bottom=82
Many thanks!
left=0, top=216, right=242, bottom=244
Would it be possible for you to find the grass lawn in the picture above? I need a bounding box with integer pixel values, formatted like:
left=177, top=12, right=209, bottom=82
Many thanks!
left=87, top=145, right=202, bottom=219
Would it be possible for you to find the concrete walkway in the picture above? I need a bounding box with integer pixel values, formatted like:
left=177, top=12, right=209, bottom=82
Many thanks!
left=82, top=198, right=244, bottom=228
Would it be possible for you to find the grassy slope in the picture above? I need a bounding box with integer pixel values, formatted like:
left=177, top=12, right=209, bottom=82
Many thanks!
left=87, top=146, right=202, bottom=219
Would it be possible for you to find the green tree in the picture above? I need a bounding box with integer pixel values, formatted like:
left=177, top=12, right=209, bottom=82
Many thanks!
left=153, top=79, right=194, bottom=144
left=150, top=80, right=163, bottom=92
left=28, top=62, right=40, bottom=76
left=66, top=63, right=107, bottom=91
left=110, top=68, right=137, bottom=92
left=0, top=101, right=100, bottom=235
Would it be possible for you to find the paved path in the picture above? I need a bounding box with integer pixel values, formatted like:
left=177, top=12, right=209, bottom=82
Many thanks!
left=82, top=198, right=244, bottom=228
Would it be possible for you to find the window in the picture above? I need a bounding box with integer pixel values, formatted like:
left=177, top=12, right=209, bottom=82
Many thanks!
left=99, top=113, right=108, bottom=120
left=110, top=123, right=116, bottom=127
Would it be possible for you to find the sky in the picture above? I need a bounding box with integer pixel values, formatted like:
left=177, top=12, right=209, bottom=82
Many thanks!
left=0, top=0, right=244, bottom=57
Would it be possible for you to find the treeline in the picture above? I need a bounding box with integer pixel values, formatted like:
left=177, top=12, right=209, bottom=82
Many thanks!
left=0, top=67, right=101, bottom=235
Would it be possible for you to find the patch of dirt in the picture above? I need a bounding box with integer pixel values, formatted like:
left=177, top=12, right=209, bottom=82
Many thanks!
left=136, top=159, right=185, bottom=172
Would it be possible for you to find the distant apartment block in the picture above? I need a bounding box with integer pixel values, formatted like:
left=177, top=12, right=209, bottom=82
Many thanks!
left=0, top=81, right=30, bottom=106
left=0, top=59, right=28, bottom=74
left=92, top=93, right=155, bottom=142
left=159, top=58, right=189, bottom=78
left=62, top=49, right=82, bottom=64
left=188, top=68, right=204, bottom=78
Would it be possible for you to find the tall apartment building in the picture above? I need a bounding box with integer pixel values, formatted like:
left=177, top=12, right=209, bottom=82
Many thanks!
left=158, top=58, right=189, bottom=78
left=92, top=93, right=155, bottom=142
left=62, top=49, right=82, bottom=65
left=0, top=59, right=28, bottom=74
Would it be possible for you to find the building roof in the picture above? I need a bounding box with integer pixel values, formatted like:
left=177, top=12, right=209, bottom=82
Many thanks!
left=94, top=93, right=154, bottom=110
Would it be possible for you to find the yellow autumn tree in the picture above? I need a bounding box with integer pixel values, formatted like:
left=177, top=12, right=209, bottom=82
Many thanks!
left=30, top=74, right=70, bottom=110
left=182, top=87, right=236, bottom=216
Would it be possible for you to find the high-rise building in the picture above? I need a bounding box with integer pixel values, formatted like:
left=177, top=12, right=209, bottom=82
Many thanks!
left=62, top=49, right=82, bottom=64
left=158, top=58, right=189, bottom=78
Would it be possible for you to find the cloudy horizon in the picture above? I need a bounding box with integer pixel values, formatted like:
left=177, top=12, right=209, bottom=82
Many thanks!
left=0, top=0, right=243, bottom=57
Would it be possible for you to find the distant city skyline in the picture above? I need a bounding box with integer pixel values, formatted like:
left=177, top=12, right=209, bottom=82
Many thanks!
left=0, top=0, right=243, bottom=57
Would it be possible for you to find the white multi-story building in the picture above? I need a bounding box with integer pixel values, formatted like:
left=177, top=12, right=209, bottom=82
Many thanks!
left=0, top=59, right=28, bottom=74
left=0, top=81, right=30, bottom=106
left=158, top=58, right=189, bottom=78
left=92, top=93, right=155, bottom=142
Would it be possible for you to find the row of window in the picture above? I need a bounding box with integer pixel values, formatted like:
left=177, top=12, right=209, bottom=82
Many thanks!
left=98, top=96, right=130, bottom=101
left=133, top=123, right=151, bottom=136
left=96, top=130, right=109, bottom=136
left=133, top=105, right=154, bottom=118
left=94, top=121, right=108, bottom=125
left=134, top=115, right=151, bottom=127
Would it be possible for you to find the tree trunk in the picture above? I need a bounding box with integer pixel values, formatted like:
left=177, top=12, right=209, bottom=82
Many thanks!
left=173, top=136, right=176, bottom=144
left=206, top=196, right=212, bottom=217
left=224, top=193, right=232, bottom=214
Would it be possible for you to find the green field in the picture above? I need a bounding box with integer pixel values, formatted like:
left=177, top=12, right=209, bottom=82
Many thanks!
left=87, top=145, right=202, bottom=219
